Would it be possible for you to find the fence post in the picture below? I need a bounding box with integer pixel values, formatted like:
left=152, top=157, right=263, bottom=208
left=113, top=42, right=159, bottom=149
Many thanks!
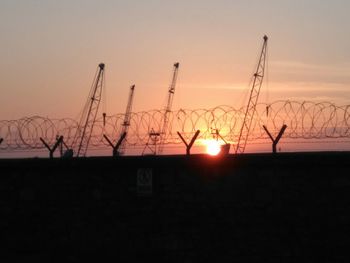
left=103, top=132, right=127, bottom=157
left=177, top=130, right=200, bottom=155
left=40, top=136, right=63, bottom=158
left=263, top=125, right=287, bottom=153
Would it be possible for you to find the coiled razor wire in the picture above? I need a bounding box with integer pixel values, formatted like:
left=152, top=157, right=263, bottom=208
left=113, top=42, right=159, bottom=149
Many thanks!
left=1, top=101, right=350, bottom=151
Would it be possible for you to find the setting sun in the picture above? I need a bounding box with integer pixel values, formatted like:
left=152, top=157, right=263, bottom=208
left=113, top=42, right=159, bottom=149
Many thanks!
left=205, top=140, right=222, bottom=156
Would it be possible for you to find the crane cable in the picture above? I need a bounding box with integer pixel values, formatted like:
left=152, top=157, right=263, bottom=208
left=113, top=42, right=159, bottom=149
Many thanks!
left=102, top=68, right=107, bottom=127
left=265, top=42, right=270, bottom=118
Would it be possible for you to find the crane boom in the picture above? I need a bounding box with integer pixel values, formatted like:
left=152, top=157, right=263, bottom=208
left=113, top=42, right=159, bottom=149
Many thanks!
left=118, top=84, right=135, bottom=155
left=142, top=62, right=179, bottom=155
left=158, top=62, right=179, bottom=154
left=74, top=63, right=105, bottom=157
left=235, top=35, right=268, bottom=154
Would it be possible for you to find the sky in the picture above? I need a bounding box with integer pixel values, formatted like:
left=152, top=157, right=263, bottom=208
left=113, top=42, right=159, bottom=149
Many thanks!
left=1, top=0, right=350, bottom=121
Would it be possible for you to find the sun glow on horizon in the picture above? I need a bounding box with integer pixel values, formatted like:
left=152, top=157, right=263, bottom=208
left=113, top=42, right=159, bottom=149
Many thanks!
left=204, top=139, right=222, bottom=156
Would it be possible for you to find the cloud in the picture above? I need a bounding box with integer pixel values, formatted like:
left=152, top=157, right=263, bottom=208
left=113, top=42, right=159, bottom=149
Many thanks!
left=183, top=83, right=250, bottom=91
left=265, top=81, right=350, bottom=105
left=270, top=60, right=350, bottom=79
left=268, top=81, right=350, bottom=92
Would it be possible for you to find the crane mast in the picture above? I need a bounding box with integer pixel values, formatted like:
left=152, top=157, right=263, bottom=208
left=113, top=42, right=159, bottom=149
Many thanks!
left=74, top=63, right=105, bottom=157
left=158, top=62, right=179, bottom=154
left=235, top=35, right=268, bottom=154
left=118, top=84, right=135, bottom=155
left=142, top=62, right=179, bottom=155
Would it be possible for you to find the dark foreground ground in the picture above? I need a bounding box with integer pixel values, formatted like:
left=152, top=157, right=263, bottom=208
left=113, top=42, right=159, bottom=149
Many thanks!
left=1, top=152, right=350, bottom=262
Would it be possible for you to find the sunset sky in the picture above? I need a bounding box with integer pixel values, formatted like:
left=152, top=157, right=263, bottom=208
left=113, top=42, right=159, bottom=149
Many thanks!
left=1, top=0, right=350, bottom=121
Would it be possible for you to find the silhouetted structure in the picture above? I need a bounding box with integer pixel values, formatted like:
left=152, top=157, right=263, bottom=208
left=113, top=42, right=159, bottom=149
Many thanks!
left=235, top=35, right=268, bottom=154
left=1, top=152, right=350, bottom=262
left=72, top=63, right=105, bottom=157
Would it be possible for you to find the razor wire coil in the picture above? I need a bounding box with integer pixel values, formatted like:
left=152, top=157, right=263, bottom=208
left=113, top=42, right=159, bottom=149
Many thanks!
left=1, top=101, right=350, bottom=151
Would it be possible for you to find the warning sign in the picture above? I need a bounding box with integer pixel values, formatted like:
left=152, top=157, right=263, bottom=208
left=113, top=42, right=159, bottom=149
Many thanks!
left=137, top=168, right=153, bottom=195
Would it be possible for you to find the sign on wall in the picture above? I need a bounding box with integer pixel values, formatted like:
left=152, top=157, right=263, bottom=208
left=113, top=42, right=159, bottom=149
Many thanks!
left=137, top=168, right=153, bottom=195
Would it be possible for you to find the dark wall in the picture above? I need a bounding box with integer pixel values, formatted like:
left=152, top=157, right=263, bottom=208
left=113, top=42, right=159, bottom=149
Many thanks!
left=1, top=152, right=350, bottom=262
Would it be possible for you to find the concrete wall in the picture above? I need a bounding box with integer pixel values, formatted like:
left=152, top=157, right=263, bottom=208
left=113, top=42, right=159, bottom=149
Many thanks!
left=1, top=152, right=350, bottom=262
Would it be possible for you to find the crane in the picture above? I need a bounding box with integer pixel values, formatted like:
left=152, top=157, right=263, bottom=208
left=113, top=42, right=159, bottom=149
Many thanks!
left=142, top=62, right=179, bottom=155
left=118, top=84, right=135, bottom=155
left=235, top=35, right=268, bottom=154
left=73, top=63, right=105, bottom=157
left=158, top=62, right=180, bottom=154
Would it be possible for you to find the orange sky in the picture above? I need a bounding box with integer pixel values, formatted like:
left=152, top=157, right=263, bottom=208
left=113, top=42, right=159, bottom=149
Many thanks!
left=1, top=0, right=350, bottom=158
left=1, top=0, right=350, bottom=121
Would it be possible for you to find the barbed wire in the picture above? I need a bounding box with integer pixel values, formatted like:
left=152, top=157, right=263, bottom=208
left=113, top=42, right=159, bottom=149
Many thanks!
left=1, top=101, right=350, bottom=151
